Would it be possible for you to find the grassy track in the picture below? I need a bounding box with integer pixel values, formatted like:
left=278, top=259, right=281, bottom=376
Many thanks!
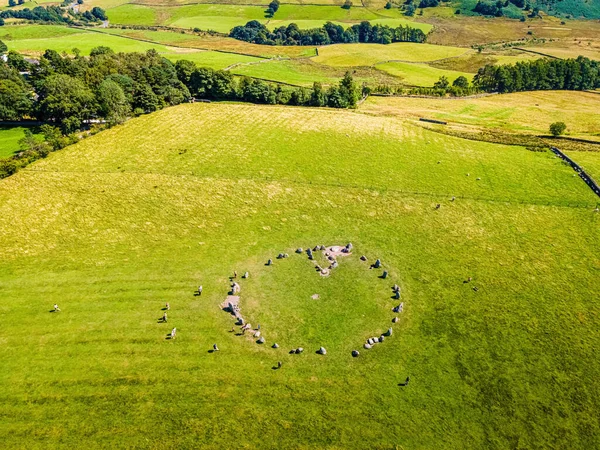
left=1, top=103, right=599, bottom=448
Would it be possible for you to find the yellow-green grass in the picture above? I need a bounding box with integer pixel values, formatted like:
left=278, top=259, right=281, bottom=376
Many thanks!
left=105, top=2, right=429, bottom=32
left=106, top=4, right=160, bottom=25
left=5, top=30, right=263, bottom=68
left=523, top=46, right=600, bottom=61
left=97, top=27, right=316, bottom=57
left=314, top=42, right=470, bottom=67
left=375, top=61, right=473, bottom=86
left=0, top=24, right=87, bottom=40
left=1, top=103, right=599, bottom=448
left=360, top=91, right=600, bottom=139
left=231, top=59, right=397, bottom=86
left=565, top=150, right=600, bottom=183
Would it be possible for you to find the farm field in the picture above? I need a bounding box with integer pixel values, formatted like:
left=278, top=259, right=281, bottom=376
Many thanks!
left=360, top=91, right=600, bottom=139
left=102, top=2, right=430, bottom=33
left=2, top=26, right=264, bottom=69
left=231, top=59, right=398, bottom=87
left=1, top=103, right=599, bottom=448
left=313, top=42, right=470, bottom=67
left=374, top=61, right=473, bottom=86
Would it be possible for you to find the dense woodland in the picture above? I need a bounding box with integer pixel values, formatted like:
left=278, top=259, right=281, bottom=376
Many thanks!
left=230, top=20, right=427, bottom=46
left=473, top=56, right=600, bottom=92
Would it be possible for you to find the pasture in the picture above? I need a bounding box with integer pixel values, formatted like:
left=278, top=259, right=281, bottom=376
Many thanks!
left=360, top=91, right=600, bottom=139
left=2, top=26, right=264, bottom=69
left=313, top=42, right=469, bottom=67
left=1, top=103, right=599, bottom=448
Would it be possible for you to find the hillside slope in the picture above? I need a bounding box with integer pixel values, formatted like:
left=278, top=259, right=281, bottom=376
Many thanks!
left=0, top=103, right=599, bottom=449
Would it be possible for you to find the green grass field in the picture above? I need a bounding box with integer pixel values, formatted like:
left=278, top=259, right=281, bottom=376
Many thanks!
left=3, top=27, right=264, bottom=69
left=104, top=2, right=431, bottom=32
left=0, top=126, right=41, bottom=158
left=314, top=42, right=470, bottom=67
left=1, top=103, right=599, bottom=448
left=375, top=61, right=473, bottom=86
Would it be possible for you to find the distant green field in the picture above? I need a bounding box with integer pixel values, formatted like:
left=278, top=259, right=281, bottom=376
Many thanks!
left=375, top=61, right=473, bottom=86
left=231, top=59, right=394, bottom=86
left=314, top=42, right=470, bottom=67
left=104, top=2, right=431, bottom=33
left=4, top=28, right=264, bottom=69
left=1, top=103, right=599, bottom=448
left=0, top=24, right=85, bottom=40
left=105, top=4, right=159, bottom=25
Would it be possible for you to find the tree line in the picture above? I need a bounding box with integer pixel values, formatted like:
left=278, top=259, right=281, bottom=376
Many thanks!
left=230, top=20, right=427, bottom=46
left=473, top=56, right=600, bottom=93
left=0, top=5, right=107, bottom=25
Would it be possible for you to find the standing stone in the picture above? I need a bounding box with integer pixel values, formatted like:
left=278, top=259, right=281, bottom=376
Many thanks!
left=393, top=291, right=400, bottom=300
left=346, top=243, right=353, bottom=251
left=360, top=255, right=367, bottom=261
left=392, top=317, right=399, bottom=323
left=374, top=259, right=381, bottom=269
left=373, top=337, right=379, bottom=343
left=318, top=347, right=327, bottom=355
left=243, top=271, right=249, bottom=279
left=267, top=259, right=273, bottom=266
left=379, top=335, right=385, bottom=342
left=364, top=343, right=372, bottom=349
left=388, top=327, right=393, bottom=336
left=257, top=337, right=265, bottom=344
left=296, top=347, right=304, bottom=354
left=296, top=248, right=303, bottom=254
left=272, top=343, right=279, bottom=348
left=254, top=331, right=261, bottom=338
left=352, top=350, right=360, bottom=357
left=382, top=271, right=388, bottom=279
left=367, top=338, right=374, bottom=345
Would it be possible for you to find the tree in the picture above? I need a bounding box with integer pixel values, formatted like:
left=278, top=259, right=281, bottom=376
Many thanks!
left=339, top=71, right=359, bottom=107
left=8, top=0, right=16, bottom=7
left=267, top=0, right=279, bottom=15
left=91, top=6, right=107, bottom=20
left=97, top=79, right=130, bottom=126
left=37, top=74, right=96, bottom=133
left=549, top=122, right=566, bottom=136
left=175, top=59, right=196, bottom=86
left=342, top=0, right=352, bottom=9
left=0, top=40, right=7, bottom=54
left=0, top=17, right=4, bottom=26
left=452, top=75, right=469, bottom=88
left=385, top=1, right=392, bottom=8
left=433, top=76, right=450, bottom=90
left=0, top=79, right=33, bottom=120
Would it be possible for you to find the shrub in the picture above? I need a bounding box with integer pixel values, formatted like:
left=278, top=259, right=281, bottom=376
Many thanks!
left=549, top=122, right=567, bottom=136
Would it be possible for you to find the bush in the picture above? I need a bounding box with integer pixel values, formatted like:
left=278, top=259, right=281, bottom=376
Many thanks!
left=549, top=122, right=567, bottom=136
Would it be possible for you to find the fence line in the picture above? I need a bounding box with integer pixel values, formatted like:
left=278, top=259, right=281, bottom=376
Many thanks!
left=550, top=146, right=600, bottom=198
